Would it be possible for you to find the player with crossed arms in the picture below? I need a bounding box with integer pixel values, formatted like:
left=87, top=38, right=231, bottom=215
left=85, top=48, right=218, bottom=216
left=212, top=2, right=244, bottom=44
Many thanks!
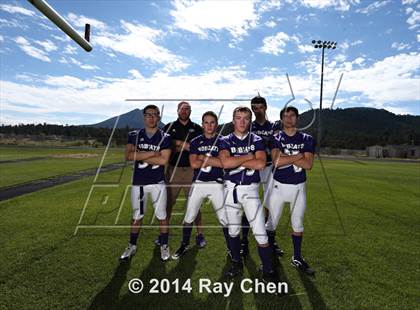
left=266, top=106, right=315, bottom=275
left=172, top=111, right=230, bottom=259
left=219, top=106, right=277, bottom=282
left=120, top=105, right=172, bottom=262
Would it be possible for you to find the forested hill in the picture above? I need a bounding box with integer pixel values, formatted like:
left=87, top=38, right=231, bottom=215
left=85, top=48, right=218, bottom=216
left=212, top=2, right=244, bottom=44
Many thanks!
left=219, top=107, right=419, bottom=149
left=299, top=108, right=420, bottom=148
left=1, top=107, right=419, bottom=149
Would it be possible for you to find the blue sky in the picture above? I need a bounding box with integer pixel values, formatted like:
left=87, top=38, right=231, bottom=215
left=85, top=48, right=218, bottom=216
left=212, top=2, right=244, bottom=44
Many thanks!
left=0, top=0, right=419, bottom=126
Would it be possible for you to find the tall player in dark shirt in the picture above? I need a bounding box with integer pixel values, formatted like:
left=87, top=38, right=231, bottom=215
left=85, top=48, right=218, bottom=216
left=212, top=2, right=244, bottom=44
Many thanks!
left=240, top=95, right=284, bottom=258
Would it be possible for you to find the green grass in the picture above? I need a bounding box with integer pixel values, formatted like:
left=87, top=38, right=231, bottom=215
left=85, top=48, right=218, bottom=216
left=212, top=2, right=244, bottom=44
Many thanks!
left=0, top=159, right=419, bottom=309
left=0, top=146, right=124, bottom=188
left=0, top=145, right=119, bottom=160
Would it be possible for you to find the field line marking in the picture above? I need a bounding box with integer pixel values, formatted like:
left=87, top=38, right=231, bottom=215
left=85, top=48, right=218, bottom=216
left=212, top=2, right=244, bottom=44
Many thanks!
left=114, top=185, right=131, bottom=225
left=74, top=185, right=95, bottom=235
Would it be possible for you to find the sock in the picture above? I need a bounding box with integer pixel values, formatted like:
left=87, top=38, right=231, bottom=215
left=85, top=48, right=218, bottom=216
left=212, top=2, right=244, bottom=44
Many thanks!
left=182, top=223, right=193, bottom=245
left=266, top=230, right=276, bottom=245
left=258, top=246, right=273, bottom=273
left=229, top=236, right=241, bottom=262
left=222, top=227, right=230, bottom=249
left=129, top=232, right=139, bottom=245
left=241, top=215, right=250, bottom=243
left=292, top=234, right=302, bottom=260
left=160, top=232, right=169, bottom=246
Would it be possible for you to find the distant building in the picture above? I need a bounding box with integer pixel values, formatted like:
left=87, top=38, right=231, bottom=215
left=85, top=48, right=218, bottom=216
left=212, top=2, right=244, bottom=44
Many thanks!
left=366, top=145, right=383, bottom=158
left=366, top=144, right=420, bottom=159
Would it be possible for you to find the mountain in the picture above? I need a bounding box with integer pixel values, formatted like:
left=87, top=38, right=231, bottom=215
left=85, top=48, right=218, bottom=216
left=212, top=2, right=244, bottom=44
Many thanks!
left=2, top=107, right=419, bottom=149
left=88, top=108, right=164, bottom=129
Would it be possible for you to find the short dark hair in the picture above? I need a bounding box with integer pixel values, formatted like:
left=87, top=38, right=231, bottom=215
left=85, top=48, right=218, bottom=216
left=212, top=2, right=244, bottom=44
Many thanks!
left=233, top=106, right=252, bottom=119
left=202, top=111, right=218, bottom=122
left=177, top=101, right=190, bottom=109
left=251, top=96, right=267, bottom=107
left=143, top=104, right=160, bottom=115
left=280, top=106, right=299, bottom=119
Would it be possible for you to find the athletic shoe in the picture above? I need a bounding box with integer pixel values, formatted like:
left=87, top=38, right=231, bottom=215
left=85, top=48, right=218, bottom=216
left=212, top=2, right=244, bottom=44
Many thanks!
left=240, top=241, right=249, bottom=257
left=262, top=269, right=279, bottom=284
left=160, top=244, right=171, bottom=262
left=119, top=244, right=137, bottom=261
left=271, top=242, right=284, bottom=257
left=172, top=243, right=189, bottom=260
left=154, top=236, right=160, bottom=246
left=225, top=260, right=243, bottom=278
left=196, top=234, right=207, bottom=248
left=291, top=256, right=315, bottom=276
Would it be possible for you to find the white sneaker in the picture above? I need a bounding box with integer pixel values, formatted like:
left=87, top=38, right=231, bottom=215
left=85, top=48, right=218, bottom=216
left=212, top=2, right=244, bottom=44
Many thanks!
left=120, top=244, right=137, bottom=261
left=160, top=244, right=170, bottom=262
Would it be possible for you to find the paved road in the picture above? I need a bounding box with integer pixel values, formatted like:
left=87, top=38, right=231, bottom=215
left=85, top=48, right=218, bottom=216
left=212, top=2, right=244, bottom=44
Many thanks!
left=0, top=162, right=126, bottom=201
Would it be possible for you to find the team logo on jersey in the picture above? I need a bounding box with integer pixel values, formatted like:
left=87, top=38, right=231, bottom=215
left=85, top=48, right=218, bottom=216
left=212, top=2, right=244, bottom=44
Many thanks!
left=230, top=145, right=255, bottom=153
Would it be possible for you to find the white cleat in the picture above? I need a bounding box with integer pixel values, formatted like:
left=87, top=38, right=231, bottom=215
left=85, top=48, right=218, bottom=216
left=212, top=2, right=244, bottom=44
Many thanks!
left=120, top=244, right=137, bottom=261
left=160, top=244, right=171, bottom=262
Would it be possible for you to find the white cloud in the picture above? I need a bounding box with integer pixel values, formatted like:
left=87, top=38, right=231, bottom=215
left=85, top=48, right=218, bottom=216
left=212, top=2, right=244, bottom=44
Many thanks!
left=265, top=20, right=277, bottom=28
left=391, top=42, right=411, bottom=50
left=170, top=0, right=258, bottom=39
left=34, top=39, right=58, bottom=52
left=259, top=32, right=299, bottom=55
left=350, top=39, right=363, bottom=46
left=51, top=34, right=71, bottom=42
left=66, top=13, right=107, bottom=31
left=80, top=64, right=99, bottom=70
left=64, top=45, right=78, bottom=55
left=299, top=0, right=359, bottom=11
left=44, top=75, right=99, bottom=89
left=417, top=34, right=420, bottom=42
left=66, top=57, right=99, bottom=70
left=95, top=21, right=189, bottom=72
left=298, top=44, right=314, bottom=53
left=14, top=36, right=50, bottom=62
left=2, top=52, right=419, bottom=126
left=402, top=0, right=418, bottom=5
left=128, top=69, right=144, bottom=79
left=406, top=10, right=420, bottom=29
left=0, top=35, right=3, bottom=42
left=338, top=53, right=420, bottom=104
left=0, top=4, right=35, bottom=16
left=0, top=18, right=27, bottom=29
left=258, top=0, right=286, bottom=13
left=356, top=0, right=390, bottom=14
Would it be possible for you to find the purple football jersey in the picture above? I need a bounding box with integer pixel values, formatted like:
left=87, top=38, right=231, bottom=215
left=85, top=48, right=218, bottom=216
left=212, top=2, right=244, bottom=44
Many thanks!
left=251, top=120, right=278, bottom=165
left=127, top=128, right=171, bottom=185
left=189, top=134, right=224, bottom=183
left=219, top=132, right=265, bottom=185
left=271, top=131, right=315, bottom=184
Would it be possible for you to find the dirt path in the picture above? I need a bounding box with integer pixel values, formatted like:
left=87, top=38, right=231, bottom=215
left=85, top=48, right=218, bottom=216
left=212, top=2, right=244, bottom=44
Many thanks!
left=0, top=162, right=126, bottom=201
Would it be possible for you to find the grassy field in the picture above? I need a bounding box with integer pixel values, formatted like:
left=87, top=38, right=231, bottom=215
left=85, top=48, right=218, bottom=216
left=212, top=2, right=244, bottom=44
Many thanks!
left=0, top=146, right=124, bottom=188
left=0, top=152, right=419, bottom=309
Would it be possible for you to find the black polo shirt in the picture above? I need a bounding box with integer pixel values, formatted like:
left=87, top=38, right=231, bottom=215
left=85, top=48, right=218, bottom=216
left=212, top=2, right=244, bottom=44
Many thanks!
left=164, top=119, right=203, bottom=167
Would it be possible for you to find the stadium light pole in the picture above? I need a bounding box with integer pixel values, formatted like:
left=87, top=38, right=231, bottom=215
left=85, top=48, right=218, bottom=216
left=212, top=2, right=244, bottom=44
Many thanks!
left=312, top=40, right=337, bottom=153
